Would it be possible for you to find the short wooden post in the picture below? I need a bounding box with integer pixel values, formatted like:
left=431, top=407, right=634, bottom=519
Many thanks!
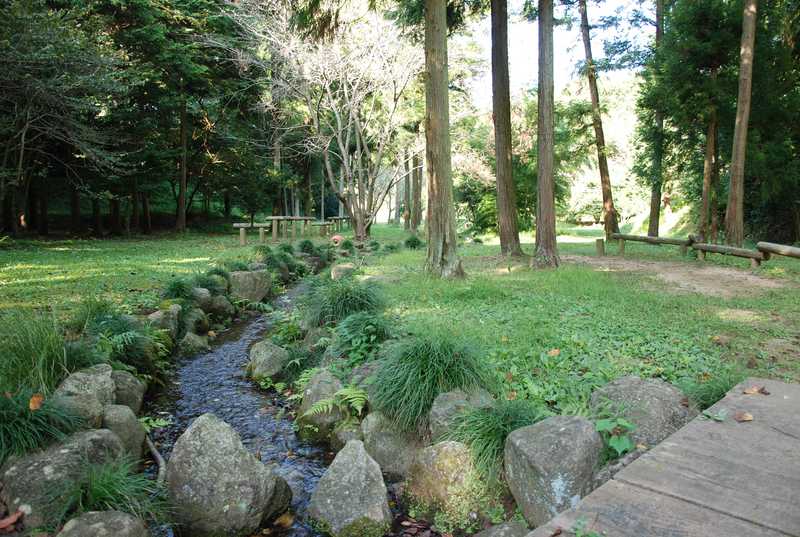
left=291, top=220, right=297, bottom=239
left=699, top=249, right=706, bottom=261
left=618, top=239, right=625, bottom=255
left=680, top=244, right=688, bottom=256
left=750, top=257, right=761, bottom=269
left=259, top=227, right=265, bottom=243
left=239, top=228, right=246, bottom=246
left=300, top=220, right=306, bottom=236
left=272, top=221, right=278, bottom=241
left=595, top=238, right=605, bottom=257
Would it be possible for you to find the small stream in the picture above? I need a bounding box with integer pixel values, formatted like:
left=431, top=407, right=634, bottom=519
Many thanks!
left=148, top=284, right=329, bottom=537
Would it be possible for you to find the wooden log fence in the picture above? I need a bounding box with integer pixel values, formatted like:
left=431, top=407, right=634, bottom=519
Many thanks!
left=693, top=242, right=764, bottom=268
left=233, top=216, right=350, bottom=245
left=611, top=233, right=694, bottom=256
left=756, top=241, right=800, bottom=261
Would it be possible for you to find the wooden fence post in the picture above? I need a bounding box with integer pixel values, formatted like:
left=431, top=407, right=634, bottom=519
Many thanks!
left=618, top=239, right=625, bottom=255
left=239, top=228, right=246, bottom=246
left=259, top=227, right=265, bottom=243
left=596, top=238, right=605, bottom=257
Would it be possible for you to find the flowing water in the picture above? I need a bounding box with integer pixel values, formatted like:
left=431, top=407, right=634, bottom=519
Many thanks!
left=149, top=285, right=329, bottom=537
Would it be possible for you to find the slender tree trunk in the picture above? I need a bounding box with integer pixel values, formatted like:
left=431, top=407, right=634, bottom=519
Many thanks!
left=533, top=0, right=559, bottom=267
left=411, top=152, right=423, bottom=232
left=109, top=198, right=122, bottom=235
left=403, top=151, right=411, bottom=230
left=131, top=178, right=140, bottom=231
left=394, top=178, right=401, bottom=225
left=699, top=110, right=718, bottom=240
left=492, top=0, right=523, bottom=256
left=725, top=0, right=757, bottom=246
left=320, top=172, right=325, bottom=220
left=142, top=193, right=152, bottom=234
left=647, top=0, right=665, bottom=237
left=92, top=198, right=103, bottom=237
left=578, top=0, right=619, bottom=239
left=338, top=172, right=344, bottom=217
left=176, top=98, right=188, bottom=232
left=424, top=0, right=464, bottom=278
left=37, top=180, right=48, bottom=235
left=710, top=121, right=720, bottom=243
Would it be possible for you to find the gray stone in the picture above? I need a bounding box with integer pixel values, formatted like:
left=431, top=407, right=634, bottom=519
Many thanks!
left=0, top=429, right=124, bottom=531
left=297, top=370, right=344, bottom=443
left=474, top=521, right=529, bottom=537
left=429, top=388, right=493, bottom=440
left=192, top=287, right=213, bottom=310
left=55, top=510, right=148, bottom=537
left=182, top=307, right=210, bottom=335
left=361, top=411, right=421, bottom=480
left=504, top=416, right=603, bottom=527
left=302, top=326, right=331, bottom=353
left=147, top=304, right=182, bottom=341
left=55, top=364, right=115, bottom=406
left=166, top=413, right=290, bottom=537
left=179, top=332, right=210, bottom=355
left=589, top=375, right=697, bottom=447
left=262, top=464, right=293, bottom=524
left=406, top=441, right=474, bottom=511
left=206, top=295, right=236, bottom=320
left=230, top=270, right=272, bottom=303
left=54, top=393, right=103, bottom=428
left=330, top=263, right=356, bottom=280
left=102, top=405, right=146, bottom=460
left=111, top=370, right=146, bottom=415
left=308, top=440, right=391, bottom=537
left=331, top=424, right=363, bottom=452
left=247, top=340, right=290, bottom=379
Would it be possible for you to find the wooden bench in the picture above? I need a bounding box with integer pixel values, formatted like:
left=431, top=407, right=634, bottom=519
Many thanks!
left=327, top=216, right=351, bottom=232
left=756, top=241, right=800, bottom=261
left=693, top=242, right=764, bottom=268
left=233, top=223, right=271, bottom=245
left=611, top=233, right=694, bottom=256
left=310, top=221, right=330, bottom=237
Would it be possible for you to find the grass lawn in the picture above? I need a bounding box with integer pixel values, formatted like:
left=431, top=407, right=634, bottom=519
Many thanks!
left=2, top=224, right=798, bottom=395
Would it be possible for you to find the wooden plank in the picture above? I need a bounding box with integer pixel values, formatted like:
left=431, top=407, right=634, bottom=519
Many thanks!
left=527, top=479, right=789, bottom=537
left=693, top=242, right=764, bottom=260
left=610, top=233, right=692, bottom=247
left=757, top=241, right=800, bottom=260
left=233, top=223, right=252, bottom=229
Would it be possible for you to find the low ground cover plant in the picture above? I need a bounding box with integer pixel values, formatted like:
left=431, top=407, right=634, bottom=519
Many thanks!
left=327, top=312, right=393, bottom=370
left=303, top=276, right=385, bottom=327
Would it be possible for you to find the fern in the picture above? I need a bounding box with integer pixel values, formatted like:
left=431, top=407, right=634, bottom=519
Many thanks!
left=302, top=385, right=368, bottom=422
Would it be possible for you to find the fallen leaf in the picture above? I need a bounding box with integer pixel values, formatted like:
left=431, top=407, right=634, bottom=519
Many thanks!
left=272, top=513, right=294, bottom=528
left=0, top=510, right=23, bottom=530
left=547, top=348, right=561, bottom=357
left=507, top=390, right=518, bottom=400
left=29, top=393, right=44, bottom=411
left=636, top=443, right=648, bottom=450
left=549, top=529, right=563, bottom=537
left=743, top=385, right=770, bottom=396
left=734, top=411, right=754, bottom=422
left=500, top=335, right=509, bottom=343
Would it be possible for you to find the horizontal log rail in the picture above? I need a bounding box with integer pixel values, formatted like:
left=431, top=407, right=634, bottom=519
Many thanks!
left=233, top=216, right=351, bottom=244
left=756, top=241, right=800, bottom=260
left=611, top=233, right=694, bottom=256
left=693, top=242, right=764, bottom=268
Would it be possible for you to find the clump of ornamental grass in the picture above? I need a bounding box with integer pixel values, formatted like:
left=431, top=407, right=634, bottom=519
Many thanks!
left=162, top=277, right=194, bottom=300
left=328, top=312, right=393, bottom=368
left=222, top=260, right=250, bottom=272
left=278, top=242, right=295, bottom=255
left=340, top=239, right=355, bottom=254
left=445, top=399, right=552, bottom=482
left=371, top=326, right=495, bottom=431
left=677, top=366, right=745, bottom=410
left=252, top=245, right=273, bottom=263
left=0, top=310, right=70, bottom=394
left=206, top=266, right=231, bottom=284
left=65, top=297, right=116, bottom=334
left=404, top=235, right=423, bottom=250
left=0, top=390, right=81, bottom=464
left=191, top=273, right=228, bottom=296
left=298, top=239, right=316, bottom=255
left=303, top=276, right=385, bottom=327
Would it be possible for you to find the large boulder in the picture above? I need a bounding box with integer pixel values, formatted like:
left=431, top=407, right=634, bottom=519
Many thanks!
left=330, top=263, right=356, bottom=281
left=53, top=393, right=104, bottom=428
left=112, top=370, right=146, bottom=415
left=504, top=416, right=603, bottom=527
left=406, top=441, right=475, bottom=514
left=0, top=429, right=124, bottom=531
left=331, top=424, right=363, bottom=452
left=474, top=521, right=529, bottom=537
left=192, top=287, right=213, bottom=310
left=55, top=364, right=115, bottom=406
left=589, top=375, right=696, bottom=447
left=55, top=511, right=148, bottom=537
left=179, top=332, right=210, bottom=356
left=166, top=414, right=290, bottom=537
left=147, top=303, right=182, bottom=341
left=428, top=388, right=493, bottom=440
left=205, top=295, right=236, bottom=320
left=361, top=411, right=421, bottom=480
left=102, top=404, right=146, bottom=460
left=182, top=307, right=210, bottom=336
left=308, top=440, right=392, bottom=537
left=230, top=270, right=272, bottom=303
left=247, top=340, right=290, bottom=379
left=297, top=370, right=344, bottom=443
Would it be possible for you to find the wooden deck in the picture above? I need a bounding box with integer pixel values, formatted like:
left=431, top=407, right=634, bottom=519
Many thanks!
left=528, top=378, right=800, bottom=537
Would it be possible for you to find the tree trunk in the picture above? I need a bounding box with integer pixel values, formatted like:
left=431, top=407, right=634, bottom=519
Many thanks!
left=131, top=178, right=140, bottom=231
left=710, top=121, right=720, bottom=243
left=698, top=110, right=718, bottom=241
left=223, top=190, right=231, bottom=218
left=424, top=0, right=464, bottom=278
left=70, top=185, right=82, bottom=233
left=338, top=172, right=345, bottom=217
left=579, top=0, right=619, bottom=239
left=37, top=180, right=48, bottom=235
left=92, top=198, right=103, bottom=237
left=142, top=193, right=152, bottom=234
left=109, top=198, right=122, bottom=235
left=403, top=151, right=411, bottom=230
left=647, top=0, right=665, bottom=237
left=394, top=178, right=402, bottom=225
left=492, top=0, right=523, bottom=256
left=533, top=0, right=559, bottom=267
left=725, top=0, right=757, bottom=246
left=176, top=98, right=188, bottom=232
left=411, top=152, right=423, bottom=232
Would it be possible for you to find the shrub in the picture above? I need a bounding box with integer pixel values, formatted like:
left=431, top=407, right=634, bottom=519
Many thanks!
left=340, top=239, right=355, bottom=253
left=368, top=240, right=381, bottom=252
left=383, top=243, right=399, bottom=253
left=371, top=327, right=495, bottom=431
left=0, top=310, right=70, bottom=394
left=298, top=239, right=316, bottom=255
left=65, top=297, right=116, bottom=334
left=252, top=245, right=273, bottom=263
left=88, top=313, right=171, bottom=383
left=205, top=266, right=232, bottom=284
left=0, top=390, right=81, bottom=464
left=64, top=339, right=107, bottom=370
left=163, top=278, right=194, bottom=300
left=404, top=235, right=423, bottom=250
left=329, top=312, right=392, bottom=369
left=677, top=367, right=744, bottom=410
left=303, top=277, right=385, bottom=327
left=278, top=242, right=295, bottom=255
left=445, top=399, right=551, bottom=482
left=222, top=260, right=250, bottom=272
left=191, top=273, right=228, bottom=296
left=56, top=457, right=169, bottom=525
left=277, top=251, right=308, bottom=277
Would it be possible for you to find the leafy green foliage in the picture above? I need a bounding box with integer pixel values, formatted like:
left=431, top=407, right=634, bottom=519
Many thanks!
left=595, top=417, right=636, bottom=459
left=163, top=278, right=194, bottom=300
left=368, top=240, right=381, bottom=252
left=404, top=235, right=423, bottom=250
left=252, top=245, right=273, bottom=263
left=206, top=267, right=232, bottom=284
left=371, top=327, right=495, bottom=431
left=191, top=273, right=228, bottom=296
left=270, top=311, right=304, bottom=346
left=0, top=391, right=81, bottom=464
left=278, top=243, right=295, bottom=254
left=677, top=368, right=744, bottom=410
left=340, top=239, right=355, bottom=253
left=65, top=297, right=117, bottom=334
left=328, top=312, right=393, bottom=371
left=138, top=416, right=171, bottom=434
left=303, top=277, right=385, bottom=327
left=298, top=239, right=316, bottom=255
left=223, top=260, right=250, bottom=273
left=445, top=399, right=552, bottom=482
left=302, top=385, right=369, bottom=426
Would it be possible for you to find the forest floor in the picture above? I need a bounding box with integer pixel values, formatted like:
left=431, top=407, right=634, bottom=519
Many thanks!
left=1, top=224, right=798, bottom=392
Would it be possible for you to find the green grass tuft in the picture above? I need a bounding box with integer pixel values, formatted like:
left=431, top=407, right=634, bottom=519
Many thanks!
left=162, top=278, right=194, bottom=300
left=298, top=239, right=316, bottom=255
left=328, top=312, right=393, bottom=370
left=677, top=367, right=745, bottom=410
left=445, top=399, right=552, bottom=482
left=303, top=277, right=385, bottom=327
left=191, top=273, right=228, bottom=296
left=404, top=235, right=423, bottom=250
left=371, top=326, right=495, bottom=431
left=278, top=243, right=295, bottom=255
left=252, top=245, right=273, bottom=262
left=0, top=390, right=82, bottom=464
left=222, top=260, right=250, bottom=272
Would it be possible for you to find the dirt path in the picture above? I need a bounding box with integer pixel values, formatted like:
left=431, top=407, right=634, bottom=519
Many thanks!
left=562, top=254, right=788, bottom=298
